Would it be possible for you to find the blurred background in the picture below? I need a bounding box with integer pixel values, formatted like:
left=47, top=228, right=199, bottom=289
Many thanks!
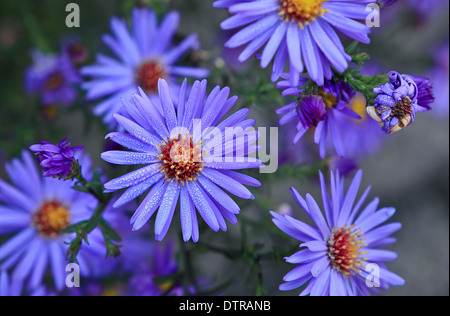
left=0, top=0, right=448, bottom=296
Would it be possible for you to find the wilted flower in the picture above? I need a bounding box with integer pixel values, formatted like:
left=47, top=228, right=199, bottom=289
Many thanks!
left=367, top=71, right=433, bottom=134
left=29, top=138, right=84, bottom=179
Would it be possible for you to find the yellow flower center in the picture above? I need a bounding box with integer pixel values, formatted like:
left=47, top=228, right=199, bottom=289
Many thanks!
left=350, top=93, right=368, bottom=123
left=279, top=0, right=329, bottom=28
left=327, top=225, right=368, bottom=276
left=33, top=201, right=70, bottom=238
left=318, top=87, right=338, bottom=109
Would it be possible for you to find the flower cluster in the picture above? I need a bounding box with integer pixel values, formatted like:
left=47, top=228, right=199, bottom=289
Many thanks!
left=1, top=0, right=446, bottom=297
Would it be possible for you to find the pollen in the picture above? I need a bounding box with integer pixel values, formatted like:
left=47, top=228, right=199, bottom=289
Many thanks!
left=158, top=133, right=205, bottom=185
left=136, top=61, right=166, bottom=93
left=350, top=93, right=368, bottom=122
left=327, top=224, right=367, bottom=276
left=33, top=201, right=70, bottom=238
left=279, top=0, right=329, bottom=28
left=318, top=87, right=338, bottom=109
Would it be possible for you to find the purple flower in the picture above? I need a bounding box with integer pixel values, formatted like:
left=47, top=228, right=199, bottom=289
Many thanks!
left=29, top=138, right=84, bottom=178
left=214, top=0, right=374, bottom=85
left=407, top=0, right=449, bottom=20
left=335, top=92, right=389, bottom=160
left=367, top=71, right=432, bottom=134
left=429, top=41, right=449, bottom=117
left=0, top=151, right=105, bottom=292
left=271, top=169, right=405, bottom=296
left=101, top=78, right=262, bottom=242
left=276, top=74, right=360, bottom=158
left=81, top=8, right=210, bottom=129
left=127, top=241, right=193, bottom=296
left=24, top=49, right=80, bottom=106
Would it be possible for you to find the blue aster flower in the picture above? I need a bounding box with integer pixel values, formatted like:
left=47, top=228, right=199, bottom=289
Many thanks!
left=214, top=0, right=375, bottom=85
left=367, top=71, right=432, bottom=134
left=0, top=151, right=106, bottom=292
left=24, top=49, right=80, bottom=106
left=276, top=73, right=360, bottom=158
left=81, top=7, right=210, bottom=128
left=271, top=169, right=405, bottom=296
left=101, top=78, right=262, bottom=242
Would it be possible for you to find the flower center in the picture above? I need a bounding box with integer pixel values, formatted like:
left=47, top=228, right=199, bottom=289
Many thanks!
left=158, top=133, right=204, bottom=184
left=318, top=87, right=338, bottom=109
left=136, top=61, right=166, bottom=94
left=391, top=96, right=413, bottom=120
left=33, top=201, right=70, bottom=238
left=45, top=73, right=64, bottom=90
left=279, top=0, right=329, bottom=28
left=327, top=224, right=367, bottom=276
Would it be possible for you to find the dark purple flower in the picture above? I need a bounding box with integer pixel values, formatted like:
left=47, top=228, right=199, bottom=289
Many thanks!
left=29, top=138, right=84, bottom=178
left=276, top=74, right=360, bottom=158
left=367, top=71, right=432, bottom=134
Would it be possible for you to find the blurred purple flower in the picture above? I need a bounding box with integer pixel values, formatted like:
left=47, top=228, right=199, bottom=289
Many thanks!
left=81, top=8, right=209, bottom=129
left=335, top=93, right=388, bottom=160
left=429, top=41, right=449, bottom=117
left=127, top=241, right=196, bottom=296
left=29, top=138, right=84, bottom=178
left=25, top=50, right=80, bottom=106
left=0, top=151, right=105, bottom=292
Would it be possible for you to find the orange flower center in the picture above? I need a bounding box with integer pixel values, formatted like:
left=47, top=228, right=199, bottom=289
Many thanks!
left=136, top=61, right=166, bottom=93
left=279, top=0, right=329, bottom=28
left=327, top=225, right=367, bottom=276
left=34, top=201, right=70, bottom=238
left=158, top=133, right=205, bottom=184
